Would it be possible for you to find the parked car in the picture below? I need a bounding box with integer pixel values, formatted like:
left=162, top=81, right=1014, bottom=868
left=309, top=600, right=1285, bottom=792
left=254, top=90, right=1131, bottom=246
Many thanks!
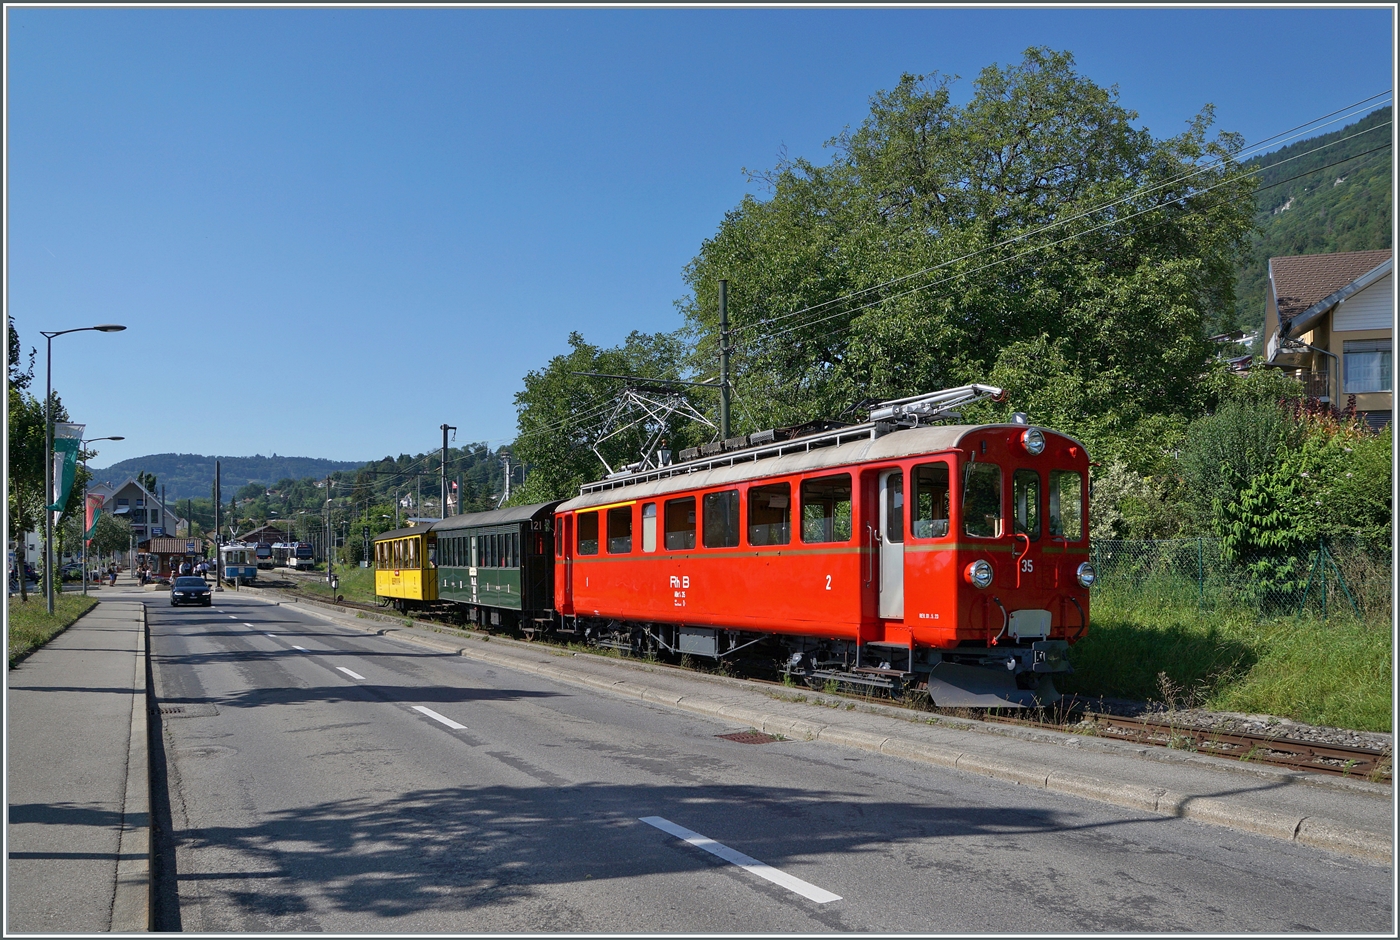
left=60, top=563, right=85, bottom=581
left=170, top=576, right=212, bottom=607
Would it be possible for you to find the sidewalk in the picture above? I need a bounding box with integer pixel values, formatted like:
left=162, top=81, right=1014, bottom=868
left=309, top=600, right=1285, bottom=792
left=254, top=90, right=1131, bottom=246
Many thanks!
left=5, top=593, right=149, bottom=934
left=263, top=588, right=1394, bottom=865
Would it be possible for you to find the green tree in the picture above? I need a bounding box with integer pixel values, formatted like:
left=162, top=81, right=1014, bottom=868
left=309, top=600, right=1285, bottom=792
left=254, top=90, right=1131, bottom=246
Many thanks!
left=89, top=513, right=132, bottom=558
left=511, top=330, right=703, bottom=501
left=680, top=48, right=1255, bottom=450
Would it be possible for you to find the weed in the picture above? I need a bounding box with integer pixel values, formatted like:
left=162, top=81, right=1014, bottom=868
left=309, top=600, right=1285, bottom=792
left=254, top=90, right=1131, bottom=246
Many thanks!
left=823, top=679, right=839, bottom=695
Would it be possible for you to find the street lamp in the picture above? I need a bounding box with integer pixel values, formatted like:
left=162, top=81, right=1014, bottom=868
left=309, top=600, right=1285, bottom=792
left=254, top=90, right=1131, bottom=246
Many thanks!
left=42, top=324, right=126, bottom=613
left=79, top=435, right=124, bottom=597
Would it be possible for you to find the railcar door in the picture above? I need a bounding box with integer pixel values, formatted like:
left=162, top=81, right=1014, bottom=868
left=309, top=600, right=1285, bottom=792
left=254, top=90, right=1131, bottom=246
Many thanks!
left=878, top=469, right=904, bottom=619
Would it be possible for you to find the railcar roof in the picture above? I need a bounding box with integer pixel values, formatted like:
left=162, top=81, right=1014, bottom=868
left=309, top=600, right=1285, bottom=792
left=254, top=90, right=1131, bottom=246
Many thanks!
left=372, top=525, right=433, bottom=542
left=430, top=501, right=562, bottom=533
left=558, top=424, right=1082, bottom=512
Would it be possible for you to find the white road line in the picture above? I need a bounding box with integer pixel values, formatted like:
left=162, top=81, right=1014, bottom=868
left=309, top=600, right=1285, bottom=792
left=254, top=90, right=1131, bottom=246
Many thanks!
left=228, top=615, right=237, bottom=619
left=337, top=666, right=366, bottom=681
left=266, top=633, right=277, bottom=638
left=639, top=816, right=841, bottom=904
left=412, top=706, right=467, bottom=730
left=244, top=622, right=255, bottom=627
left=293, top=645, right=308, bottom=652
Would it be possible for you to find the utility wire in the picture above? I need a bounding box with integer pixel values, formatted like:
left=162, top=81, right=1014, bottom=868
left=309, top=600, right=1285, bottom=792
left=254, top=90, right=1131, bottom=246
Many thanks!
left=750, top=126, right=1392, bottom=346
left=732, top=94, right=1392, bottom=337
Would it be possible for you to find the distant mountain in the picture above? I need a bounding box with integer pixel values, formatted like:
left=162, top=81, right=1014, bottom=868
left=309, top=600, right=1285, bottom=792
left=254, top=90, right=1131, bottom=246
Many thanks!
left=87, top=453, right=370, bottom=501
left=1230, top=106, right=1392, bottom=333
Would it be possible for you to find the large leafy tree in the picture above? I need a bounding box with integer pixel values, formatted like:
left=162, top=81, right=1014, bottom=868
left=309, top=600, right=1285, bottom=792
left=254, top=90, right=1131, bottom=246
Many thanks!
left=679, top=48, right=1255, bottom=469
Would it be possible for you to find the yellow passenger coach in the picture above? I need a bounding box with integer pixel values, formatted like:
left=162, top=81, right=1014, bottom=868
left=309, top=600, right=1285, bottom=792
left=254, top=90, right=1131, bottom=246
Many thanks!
left=373, top=525, right=438, bottom=610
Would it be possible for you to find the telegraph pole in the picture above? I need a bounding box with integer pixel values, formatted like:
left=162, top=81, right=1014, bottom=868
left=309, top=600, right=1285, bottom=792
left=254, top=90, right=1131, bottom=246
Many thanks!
left=440, top=423, right=456, bottom=520
left=719, top=278, right=731, bottom=441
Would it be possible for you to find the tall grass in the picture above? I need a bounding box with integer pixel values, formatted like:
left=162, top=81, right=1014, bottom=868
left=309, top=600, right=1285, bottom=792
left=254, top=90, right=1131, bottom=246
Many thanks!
left=1062, top=573, right=1392, bottom=732
left=7, top=594, right=99, bottom=667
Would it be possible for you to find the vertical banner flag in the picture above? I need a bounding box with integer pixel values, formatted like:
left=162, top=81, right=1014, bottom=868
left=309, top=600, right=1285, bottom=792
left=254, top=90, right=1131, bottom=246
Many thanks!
left=85, top=493, right=104, bottom=543
left=49, top=423, right=85, bottom=521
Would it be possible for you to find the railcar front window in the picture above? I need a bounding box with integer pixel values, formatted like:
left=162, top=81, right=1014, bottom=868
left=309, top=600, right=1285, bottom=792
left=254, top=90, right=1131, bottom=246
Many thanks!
left=1013, top=469, right=1041, bottom=541
left=703, top=490, right=741, bottom=548
left=1048, top=470, right=1083, bottom=540
left=577, top=513, right=599, bottom=556
left=664, top=497, right=696, bottom=550
left=642, top=503, right=657, bottom=552
left=747, top=483, right=791, bottom=546
left=912, top=462, right=950, bottom=538
left=962, top=463, right=1002, bottom=538
left=801, top=474, right=853, bottom=543
left=607, top=506, right=633, bottom=554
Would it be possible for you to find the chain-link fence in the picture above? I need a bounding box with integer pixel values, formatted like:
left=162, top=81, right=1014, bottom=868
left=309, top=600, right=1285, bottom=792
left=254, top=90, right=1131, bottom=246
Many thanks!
left=1090, top=537, right=1391, bottom=622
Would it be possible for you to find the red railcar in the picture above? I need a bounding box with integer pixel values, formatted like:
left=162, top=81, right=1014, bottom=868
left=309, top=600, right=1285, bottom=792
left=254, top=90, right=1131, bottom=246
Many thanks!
left=553, top=390, right=1093, bottom=706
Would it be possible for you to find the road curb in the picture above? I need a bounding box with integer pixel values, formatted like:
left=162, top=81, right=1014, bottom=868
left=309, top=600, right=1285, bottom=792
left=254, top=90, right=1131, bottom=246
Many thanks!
left=110, top=602, right=150, bottom=932
left=265, top=590, right=1393, bottom=865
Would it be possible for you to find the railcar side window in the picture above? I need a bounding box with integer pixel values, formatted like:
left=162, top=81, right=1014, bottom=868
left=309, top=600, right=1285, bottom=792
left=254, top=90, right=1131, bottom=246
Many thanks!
left=703, top=490, right=741, bottom=548
left=471, top=535, right=478, bottom=567
left=641, top=503, right=657, bottom=552
left=607, top=506, right=633, bottom=554
left=664, top=497, right=696, bottom=550
left=556, top=521, right=565, bottom=556
left=407, top=538, right=418, bottom=568
left=962, top=462, right=1002, bottom=538
left=912, top=463, right=951, bottom=538
left=1013, top=469, right=1041, bottom=541
left=747, top=483, right=791, bottom=546
left=1048, top=470, right=1084, bottom=540
left=801, top=474, right=853, bottom=543
left=577, top=513, right=599, bottom=556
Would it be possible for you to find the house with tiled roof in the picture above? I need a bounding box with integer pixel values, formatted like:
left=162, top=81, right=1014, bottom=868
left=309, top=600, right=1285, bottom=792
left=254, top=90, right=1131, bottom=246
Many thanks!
left=1263, top=248, right=1393, bottom=429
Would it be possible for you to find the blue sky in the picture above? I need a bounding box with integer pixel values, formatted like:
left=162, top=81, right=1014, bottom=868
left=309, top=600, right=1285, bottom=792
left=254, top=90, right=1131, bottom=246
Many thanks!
left=7, top=5, right=1394, bottom=470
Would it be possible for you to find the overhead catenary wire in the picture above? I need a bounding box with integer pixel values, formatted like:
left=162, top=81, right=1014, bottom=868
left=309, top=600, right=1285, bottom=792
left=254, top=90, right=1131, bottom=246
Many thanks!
left=732, top=93, right=1393, bottom=337
left=750, top=126, right=1393, bottom=347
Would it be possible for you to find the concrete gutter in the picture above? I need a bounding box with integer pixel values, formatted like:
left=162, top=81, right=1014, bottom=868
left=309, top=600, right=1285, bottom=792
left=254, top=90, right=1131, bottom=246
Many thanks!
left=260, top=588, right=1393, bottom=865
left=110, top=602, right=151, bottom=932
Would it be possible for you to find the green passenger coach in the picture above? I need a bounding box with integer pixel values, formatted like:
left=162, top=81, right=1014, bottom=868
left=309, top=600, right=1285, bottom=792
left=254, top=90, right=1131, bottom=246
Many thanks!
left=430, top=502, right=561, bottom=631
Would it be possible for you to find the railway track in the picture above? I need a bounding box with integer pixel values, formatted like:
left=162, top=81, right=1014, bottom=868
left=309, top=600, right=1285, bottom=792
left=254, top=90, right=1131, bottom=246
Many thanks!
left=267, top=583, right=1393, bottom=784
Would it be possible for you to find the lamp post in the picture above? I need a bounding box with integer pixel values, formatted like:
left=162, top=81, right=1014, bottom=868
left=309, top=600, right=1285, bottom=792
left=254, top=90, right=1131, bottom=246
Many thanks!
left=79, top=435, right=124, bottom=597
left=41, top=324, right=126, bottom=613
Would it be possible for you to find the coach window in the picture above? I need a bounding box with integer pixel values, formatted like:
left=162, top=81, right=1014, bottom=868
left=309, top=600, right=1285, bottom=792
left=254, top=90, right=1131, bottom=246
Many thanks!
left=664, top=497, right=696, bottom=550
left=912, top=462, right=951, bottom=538
left=747, top=483, right=791, bottom=546
left=577, top=512, right=599, bottom=556
left=703, top=490, right=741, bottom=548
left=608, top=506, right=633, bottom=554
left=1013, top=469, right=1041, bottom=541
left=800, top=474, right=852, bottom=543
left=407, top=538, right=418, bottom=568
left=963, top=462, right=1002, bottom=538
left=556, top=521, right=565, bottom=556
left=1048, top=470, right=1083, bottom=540
left=641, top=503, right=657, bottom=552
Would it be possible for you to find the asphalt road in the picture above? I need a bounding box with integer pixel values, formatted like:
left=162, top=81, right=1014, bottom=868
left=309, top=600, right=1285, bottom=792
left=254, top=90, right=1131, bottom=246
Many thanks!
left=147, top=593, right=1393, bottom=933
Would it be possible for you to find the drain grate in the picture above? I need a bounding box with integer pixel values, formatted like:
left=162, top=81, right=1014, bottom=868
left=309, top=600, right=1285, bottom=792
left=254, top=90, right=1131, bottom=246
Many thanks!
left=150, top=703, right=219, bottom=719
left=717, top=731, right=780, bottom=745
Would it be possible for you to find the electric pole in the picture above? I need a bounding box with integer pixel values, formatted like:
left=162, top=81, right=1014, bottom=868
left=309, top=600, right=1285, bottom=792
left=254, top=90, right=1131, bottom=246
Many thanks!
left=440, top=423, right=456, bottom=520
left=719, top=278, right=731, bottom=441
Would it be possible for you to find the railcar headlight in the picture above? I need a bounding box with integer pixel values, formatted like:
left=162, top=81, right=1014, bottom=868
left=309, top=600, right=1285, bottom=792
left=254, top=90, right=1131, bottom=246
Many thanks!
left=1021, top=427, right=1046, bottom=456
left=965, top=559, right=994, bottom=589
left=1076, top=562, right=1097, bottom=588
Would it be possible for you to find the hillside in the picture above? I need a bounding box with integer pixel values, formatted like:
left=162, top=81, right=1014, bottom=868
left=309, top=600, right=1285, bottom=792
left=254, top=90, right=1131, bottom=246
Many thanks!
left=1231, top=106, right=1392, bottom=333
left=88, top=453, right=370, bottom=501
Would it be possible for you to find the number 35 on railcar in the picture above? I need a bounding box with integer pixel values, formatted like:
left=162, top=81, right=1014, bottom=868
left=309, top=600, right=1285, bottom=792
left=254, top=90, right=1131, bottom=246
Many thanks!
left=552, top=386, right=1094, bottom=707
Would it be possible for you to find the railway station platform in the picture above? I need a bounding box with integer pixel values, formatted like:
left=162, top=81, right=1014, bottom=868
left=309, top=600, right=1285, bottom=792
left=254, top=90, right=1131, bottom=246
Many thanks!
left=261, top=588, right=1393, bottom=866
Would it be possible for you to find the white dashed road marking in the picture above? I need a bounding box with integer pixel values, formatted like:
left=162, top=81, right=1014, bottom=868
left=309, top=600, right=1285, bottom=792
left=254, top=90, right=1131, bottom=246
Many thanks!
left=293, top=645, right=308, bottom=652
left=337, top=667, right=366, bottom=680
left=412, top=706, right=467, bottom=730
left=639, top=816, right=841, bottom=904
left=267, top=634, right=277, bottom=638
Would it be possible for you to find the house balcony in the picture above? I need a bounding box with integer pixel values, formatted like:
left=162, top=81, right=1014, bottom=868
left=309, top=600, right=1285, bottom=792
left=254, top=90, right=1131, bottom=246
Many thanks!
left=1301, top=371, right=1331, bottom=401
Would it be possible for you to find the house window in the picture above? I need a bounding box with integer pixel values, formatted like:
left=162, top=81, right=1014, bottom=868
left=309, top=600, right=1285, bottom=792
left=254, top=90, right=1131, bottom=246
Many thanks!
left=1344, top=339, right=1392, bottom=393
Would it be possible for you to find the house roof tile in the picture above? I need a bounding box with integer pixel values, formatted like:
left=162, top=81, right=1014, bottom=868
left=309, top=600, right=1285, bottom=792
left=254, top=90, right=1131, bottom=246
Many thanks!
left=1270, top=249, right=1392, bottom=320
